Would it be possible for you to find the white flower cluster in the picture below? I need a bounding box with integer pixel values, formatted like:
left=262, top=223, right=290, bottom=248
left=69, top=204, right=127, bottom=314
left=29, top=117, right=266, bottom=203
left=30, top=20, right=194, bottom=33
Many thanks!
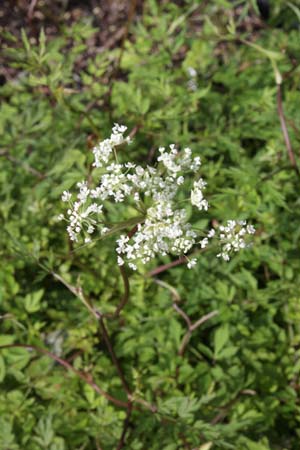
left=61, top=181, right=103, bottom=243
left=191, top=179, right=208, bottom=211
left=216, top=220, right=255, bottom=261
left=92, top=123, right=131, bottom=168
left=116, top=205, right=197, bottom=271
left=59, top=125, right=255, bottom=269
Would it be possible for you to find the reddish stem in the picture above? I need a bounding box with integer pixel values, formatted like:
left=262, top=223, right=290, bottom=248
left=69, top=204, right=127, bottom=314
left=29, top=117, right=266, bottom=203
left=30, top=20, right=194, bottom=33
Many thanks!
left=277, top=83, right=300, bottom=175
left=0, top=344, right=128, bottom=408
left=147, top=256, right=186, bottom=277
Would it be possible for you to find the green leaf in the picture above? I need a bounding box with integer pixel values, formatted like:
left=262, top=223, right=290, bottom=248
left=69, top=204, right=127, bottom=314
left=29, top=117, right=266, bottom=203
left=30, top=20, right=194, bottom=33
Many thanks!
left=214, top=324, right=230, bottom=357
left=48, top=149, right=85, bottom=176
left=0, top=355, right=6, bottom=382
left=21, top=28, right=30, bottom=53
left=39, top=28, right=46, bottom=57
left=83, top=384, right=96, bottom=405
left=24, top=289, right=44, bottom=313
left=5, top=348, right=30, bottom=370
left=243, top=40, right=284, bottom=62
left=217, top=346, right=238, bottom=360
left=0, top=335, right=15, bottom=346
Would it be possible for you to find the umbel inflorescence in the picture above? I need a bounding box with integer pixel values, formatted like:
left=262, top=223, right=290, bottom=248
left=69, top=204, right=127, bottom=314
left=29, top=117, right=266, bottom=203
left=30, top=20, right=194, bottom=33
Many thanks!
left=59, top=125, right=255, bottom=270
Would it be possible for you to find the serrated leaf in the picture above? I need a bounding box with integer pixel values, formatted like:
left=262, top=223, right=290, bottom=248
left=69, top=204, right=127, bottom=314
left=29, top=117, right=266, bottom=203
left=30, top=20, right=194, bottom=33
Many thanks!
left=24, top=289, right=44, bottom=313
left=48, top=149, right=85, bottom=176
left=217, top=346, right=238, bottom=360
left=214, top=324, right=229, bottom=357
left=21, top=28, right=30, bottom=53
left=83, top=383, right=96, bottom=405
left=5, top=348, right=30, bottom=370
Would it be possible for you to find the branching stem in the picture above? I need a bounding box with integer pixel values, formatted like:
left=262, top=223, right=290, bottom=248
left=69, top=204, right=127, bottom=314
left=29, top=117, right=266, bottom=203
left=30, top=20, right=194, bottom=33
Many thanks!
left=0, top=343, right=128, bottom=408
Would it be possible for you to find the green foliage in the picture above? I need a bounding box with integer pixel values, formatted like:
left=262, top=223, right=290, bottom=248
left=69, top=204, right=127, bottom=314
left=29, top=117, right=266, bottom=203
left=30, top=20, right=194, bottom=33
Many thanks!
left=1, top=1, right=300, bottom=448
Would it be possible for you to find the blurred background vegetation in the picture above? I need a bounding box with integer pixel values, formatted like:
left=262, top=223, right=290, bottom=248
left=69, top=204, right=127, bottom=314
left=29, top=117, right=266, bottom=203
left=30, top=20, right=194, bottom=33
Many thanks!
left=1, top=0, right=300, bottom=448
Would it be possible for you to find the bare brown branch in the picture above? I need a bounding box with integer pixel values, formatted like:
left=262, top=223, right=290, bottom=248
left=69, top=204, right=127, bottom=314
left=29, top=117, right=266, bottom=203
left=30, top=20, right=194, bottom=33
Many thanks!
left=178, top=330, right=192, bottom=357
left=98, top=316, right=131, bottom=396
left=52, top=271, right=99, bottom=319
left=104, top=265, right=130, bottom=319
left=190, top=310, right=219, bottom=332
left=154, top=278, right=218, bottom=356
left=173, top=303, right=192, bottom=329
left=154, top=279, right=181, bottom=303
left=0, top=148, right=45, bottom=179
left=147, top=256, right=186, bottom=277
left=116, top=402, right=133, bottom=450
left=211, top=389, right=256, bottom=425
left=0, top=343, right=128, bottom=409
left=27, top=0, right=38, bottom=20
left=178, top=310, right=219, bottom=357
left=277, top=83, right=300, bottom=176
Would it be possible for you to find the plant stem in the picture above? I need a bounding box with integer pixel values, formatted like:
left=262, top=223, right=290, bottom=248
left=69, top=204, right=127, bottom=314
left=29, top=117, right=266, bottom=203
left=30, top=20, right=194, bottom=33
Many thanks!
left=0, top=344, right=128, bottom=408
left=98, top=316, right=131, bottom=396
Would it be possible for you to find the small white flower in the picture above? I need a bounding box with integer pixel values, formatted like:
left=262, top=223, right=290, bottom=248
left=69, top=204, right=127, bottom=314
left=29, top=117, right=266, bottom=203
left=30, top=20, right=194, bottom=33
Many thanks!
left=187, top=79, right=197, bottom=92
left=136, top=166, right=144, bottom=176
left=247, top=224, right=255, bottom=234
left=112, top=123, right=127, bottom=134
left=207, top=228, right=215, bottom=238
left=186, top=68, right=198, bottom=91
left=117, top=256, right=124, bottom=266
left=62, top=191, right=72, bottom=202
left=187, top=67, right=197, bottom=78
left=200, top=238, right=208, bottom=248
left=187, top=258, right=197, bottom=269
left=191, top=179, right=208, bottom=211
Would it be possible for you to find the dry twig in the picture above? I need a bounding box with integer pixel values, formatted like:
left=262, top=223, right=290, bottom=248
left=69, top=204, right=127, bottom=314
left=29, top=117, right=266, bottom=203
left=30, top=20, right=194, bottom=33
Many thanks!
left=276, top=82, right=300, bottom=176
left=0, top=149, right=45, bottom=179
left=0, top=343, right=128, bottom=408
left=153, top=279, right=218, bottom=356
